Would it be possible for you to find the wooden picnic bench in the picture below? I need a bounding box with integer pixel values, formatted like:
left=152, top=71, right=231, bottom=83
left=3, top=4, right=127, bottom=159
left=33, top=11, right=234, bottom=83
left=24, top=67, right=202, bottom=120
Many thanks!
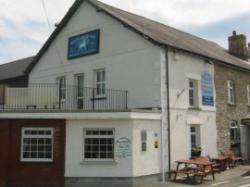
left=222, top=150, right=242, bottom=168
left=212, top=156, right=229, bottom=171
left=173, top=159, right=215, bottom=184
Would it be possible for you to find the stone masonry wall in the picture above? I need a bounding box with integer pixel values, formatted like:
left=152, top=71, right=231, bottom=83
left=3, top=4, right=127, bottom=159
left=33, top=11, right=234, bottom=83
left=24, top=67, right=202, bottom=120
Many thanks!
left=215, top=63, right=250, bottom=154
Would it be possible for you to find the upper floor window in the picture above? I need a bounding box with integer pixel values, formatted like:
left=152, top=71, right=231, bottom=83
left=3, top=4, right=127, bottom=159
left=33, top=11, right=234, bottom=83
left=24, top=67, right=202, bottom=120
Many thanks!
left=227, top=80, right=235, bottom=104
left=247, top=84, right=250, bottom=106
left=189, top=79, right=199, bottom=108
left=75, top=74, right=84, bottom=109
left=95, top=69, right=105, bottom=96
left=57, top=76, right=66, bottom=103
left=21, top=128, right=53, bottom=162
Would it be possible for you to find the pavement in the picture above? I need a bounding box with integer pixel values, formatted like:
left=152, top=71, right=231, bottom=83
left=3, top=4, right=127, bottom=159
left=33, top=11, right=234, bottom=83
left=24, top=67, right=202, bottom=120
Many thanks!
left=141, top=165, right=250, bottom=187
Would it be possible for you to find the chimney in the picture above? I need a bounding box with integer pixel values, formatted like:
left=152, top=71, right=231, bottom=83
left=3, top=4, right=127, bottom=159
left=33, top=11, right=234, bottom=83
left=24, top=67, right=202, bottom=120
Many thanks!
left=228, top=30, right=248, bottom=60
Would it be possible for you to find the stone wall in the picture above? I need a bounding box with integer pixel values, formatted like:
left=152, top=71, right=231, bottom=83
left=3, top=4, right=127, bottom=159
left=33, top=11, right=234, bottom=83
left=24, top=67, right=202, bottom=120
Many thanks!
left=214, top=63, right=250, bottom=154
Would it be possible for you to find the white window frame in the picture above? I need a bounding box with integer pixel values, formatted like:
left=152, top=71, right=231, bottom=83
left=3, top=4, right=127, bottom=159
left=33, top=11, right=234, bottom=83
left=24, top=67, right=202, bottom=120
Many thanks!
left=94, top=69, right=106, bottom=97
left=247, top=84, right=250, bottom=106
left=21, top=127, right=54, bottom=162
left=190, top=126, right=201, bottom=148
left=189, top=79, right=199, bottom=108
left=230, top=121, right=239, bottom=143
left=227, top=80, right=235, bottom=104
left=75, top=73, right=85, bottom=109
left=57, top=76, right=66, bottom=103
left=83, top=128, right=115, bottom=161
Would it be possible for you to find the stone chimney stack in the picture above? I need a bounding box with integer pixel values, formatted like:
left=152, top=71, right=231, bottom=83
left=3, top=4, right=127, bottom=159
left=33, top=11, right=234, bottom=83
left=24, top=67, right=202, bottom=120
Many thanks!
left=228, top=30, right=249, bottom=60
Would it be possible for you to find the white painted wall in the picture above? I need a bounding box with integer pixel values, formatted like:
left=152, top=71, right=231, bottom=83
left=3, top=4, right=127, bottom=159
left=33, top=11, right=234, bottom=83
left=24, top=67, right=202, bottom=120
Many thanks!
left=132, top=119, right=161, bottom=177
left=27, top=0, right=219, bottom=175
left=29, top=2, right=161, bottom=109
left=65, top=119, right=133, bottom=177
left=65, top=117, right=161, bottom=178
left=167, top=50, right=218, bottom=168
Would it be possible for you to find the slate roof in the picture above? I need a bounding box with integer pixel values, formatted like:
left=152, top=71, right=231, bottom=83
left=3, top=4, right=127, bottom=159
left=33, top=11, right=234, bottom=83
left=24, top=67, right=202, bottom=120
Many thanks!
left=25, top=0, right=250, bottom=73
left=0, top=56, right=34, bottom=81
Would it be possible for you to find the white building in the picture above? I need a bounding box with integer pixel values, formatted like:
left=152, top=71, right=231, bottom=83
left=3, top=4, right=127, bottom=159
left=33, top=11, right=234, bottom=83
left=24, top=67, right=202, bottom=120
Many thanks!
left=3, top=0, right=241, bottom=186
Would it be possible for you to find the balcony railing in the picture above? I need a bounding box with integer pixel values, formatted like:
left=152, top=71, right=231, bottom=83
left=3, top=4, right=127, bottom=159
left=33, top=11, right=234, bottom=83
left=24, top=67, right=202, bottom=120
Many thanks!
left=0, top=84, right=128, bottom=112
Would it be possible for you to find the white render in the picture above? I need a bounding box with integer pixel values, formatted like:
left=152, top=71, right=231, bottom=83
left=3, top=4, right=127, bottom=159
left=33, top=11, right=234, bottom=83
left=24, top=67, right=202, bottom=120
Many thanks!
left=168, top=50, right=218, bottom=167
left=29, top=2, right=162, bottom=110
left=65, top=117, right=161, bottom=177
left=25, top=0, right=219, bottom=178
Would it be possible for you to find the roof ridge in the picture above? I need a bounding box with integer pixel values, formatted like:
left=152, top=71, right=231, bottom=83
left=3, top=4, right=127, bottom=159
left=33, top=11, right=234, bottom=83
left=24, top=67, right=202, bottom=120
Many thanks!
left=94, top=0, right=221, bottom=47
left=0, top=56, right=34, bottom=67
left=26, top=0, right=250, bottom=73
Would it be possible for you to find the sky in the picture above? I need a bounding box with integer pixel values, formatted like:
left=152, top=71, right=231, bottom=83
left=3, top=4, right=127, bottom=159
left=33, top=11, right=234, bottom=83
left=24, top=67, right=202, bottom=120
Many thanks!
left=0, top=0, right=250, bottom=64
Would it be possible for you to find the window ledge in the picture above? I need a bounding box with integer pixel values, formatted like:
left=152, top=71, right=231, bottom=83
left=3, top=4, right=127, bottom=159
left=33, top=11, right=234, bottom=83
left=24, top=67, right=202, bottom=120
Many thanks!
left=20, top=160, right=53, bottom=163
left=90, top=97, right=107, bottom=101
left=188, top=107, right=202, bottom=111
left=80, top=160, right=118, bottom=165
left=228, top=103, right=236, bottom=106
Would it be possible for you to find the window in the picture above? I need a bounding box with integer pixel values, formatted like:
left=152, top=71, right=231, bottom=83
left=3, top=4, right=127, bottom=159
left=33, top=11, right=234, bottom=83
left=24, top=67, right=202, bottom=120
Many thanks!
left=57, top=76, right=66, bottom=103
left=190, top=126, right=201, bottom=148
left=230, top=121, right=240, bottom=146
left=247, top=84, right=250, bottom=105
left=21, top=128, right=53, bottom=162
left=95, top=70, right=105, bottom=96
left=227, top=80, right=235, bottom=104
left=83, top=129, right=114, bottom=160
left=189, top=79, right=199, bottom=107
left=75, top=74, right=84, bottom=109
left=141, top=130, right=147, bottom=152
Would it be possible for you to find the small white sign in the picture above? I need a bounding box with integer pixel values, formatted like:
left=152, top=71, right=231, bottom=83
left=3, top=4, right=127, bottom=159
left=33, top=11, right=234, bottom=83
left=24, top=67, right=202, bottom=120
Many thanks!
left=116, top=137, right=132, bottom=158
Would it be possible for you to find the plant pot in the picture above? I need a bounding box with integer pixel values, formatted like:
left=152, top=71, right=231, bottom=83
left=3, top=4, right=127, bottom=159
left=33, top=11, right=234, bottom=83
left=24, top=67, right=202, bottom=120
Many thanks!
left=191, top=149, right=202, bottom=158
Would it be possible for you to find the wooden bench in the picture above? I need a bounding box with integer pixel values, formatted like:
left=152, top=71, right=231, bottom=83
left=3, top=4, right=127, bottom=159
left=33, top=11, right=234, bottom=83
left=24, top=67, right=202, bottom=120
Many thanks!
left=222, top=150, right=242, bottom=168
left=173, top=159, right=215, bottom=184
left=194, top=156, right=221, bottom=172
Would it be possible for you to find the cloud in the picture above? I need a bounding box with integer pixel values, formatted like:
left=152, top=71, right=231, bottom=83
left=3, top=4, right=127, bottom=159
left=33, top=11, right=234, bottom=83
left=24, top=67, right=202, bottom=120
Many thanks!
left=187, top=12, right=250, bottom=47
left=101, top=0, right=250, bottom=27
left=0, top=0, right=250, bottom=64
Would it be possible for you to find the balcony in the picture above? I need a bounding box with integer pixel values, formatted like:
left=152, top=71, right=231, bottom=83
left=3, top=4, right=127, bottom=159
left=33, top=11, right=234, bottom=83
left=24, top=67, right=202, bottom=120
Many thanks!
left=0, top=84, right=128, bottom=112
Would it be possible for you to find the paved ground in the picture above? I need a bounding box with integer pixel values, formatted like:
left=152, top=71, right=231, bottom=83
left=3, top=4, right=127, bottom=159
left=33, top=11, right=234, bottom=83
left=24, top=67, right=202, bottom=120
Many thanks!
left=142, top=165, right=250, bottom=187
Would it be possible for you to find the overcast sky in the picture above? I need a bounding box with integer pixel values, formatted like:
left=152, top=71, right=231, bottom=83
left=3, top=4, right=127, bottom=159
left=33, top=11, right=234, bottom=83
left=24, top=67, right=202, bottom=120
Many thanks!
left=0, top=0, right=250, bottom=64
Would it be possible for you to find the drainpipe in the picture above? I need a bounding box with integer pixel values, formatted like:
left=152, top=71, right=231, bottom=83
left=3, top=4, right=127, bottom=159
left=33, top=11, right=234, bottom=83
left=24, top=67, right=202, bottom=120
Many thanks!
left=165, top=50, right=171, bottom=178
left=160, top=47, right=171, bottom=182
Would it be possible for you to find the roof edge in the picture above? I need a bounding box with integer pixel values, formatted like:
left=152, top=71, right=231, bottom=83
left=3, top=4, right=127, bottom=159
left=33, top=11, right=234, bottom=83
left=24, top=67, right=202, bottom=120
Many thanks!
left=25, top=0, right=250, bottom=74
left=25, top=0, right=85, bottom=74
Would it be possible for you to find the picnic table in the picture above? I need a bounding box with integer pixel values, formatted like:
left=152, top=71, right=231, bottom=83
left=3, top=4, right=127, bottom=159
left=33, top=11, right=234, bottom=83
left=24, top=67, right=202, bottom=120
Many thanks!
left=173, top=159, right=215, bottom=183
left=212, top=156, right=229, bottom=171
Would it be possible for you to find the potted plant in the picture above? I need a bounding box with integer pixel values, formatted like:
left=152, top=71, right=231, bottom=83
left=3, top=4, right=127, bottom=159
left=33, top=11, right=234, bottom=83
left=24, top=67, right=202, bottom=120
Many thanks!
left=191, top=147, right=202, bottom=158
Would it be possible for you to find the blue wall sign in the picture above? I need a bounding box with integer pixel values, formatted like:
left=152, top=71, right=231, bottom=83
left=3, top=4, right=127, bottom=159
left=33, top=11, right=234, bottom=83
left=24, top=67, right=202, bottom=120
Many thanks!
left=201, top=71, right=214, bottom=106
left=68, top=29, right=100, bottom=59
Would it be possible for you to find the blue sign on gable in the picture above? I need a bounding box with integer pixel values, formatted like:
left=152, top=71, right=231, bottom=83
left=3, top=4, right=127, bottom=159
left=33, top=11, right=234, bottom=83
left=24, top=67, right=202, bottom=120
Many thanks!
left=68, top=29, right=100, bottom=59
left=201, top=71, right=214, bottom=106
